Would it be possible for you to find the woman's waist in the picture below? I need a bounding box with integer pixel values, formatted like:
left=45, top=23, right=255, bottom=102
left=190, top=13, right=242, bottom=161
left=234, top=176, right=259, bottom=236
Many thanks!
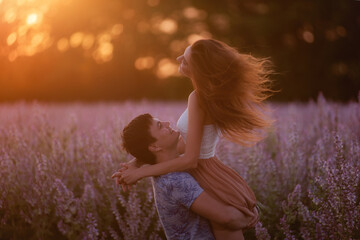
left=198, top=154, right=218, bottom=161
left=198, top=150, right=217, bottom=159
left=198, top=142, right=218, bottom=157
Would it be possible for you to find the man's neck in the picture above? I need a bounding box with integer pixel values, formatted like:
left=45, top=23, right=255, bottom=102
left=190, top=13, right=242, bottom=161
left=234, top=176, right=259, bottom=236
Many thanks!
left=155, top=147, right=179, bottom=164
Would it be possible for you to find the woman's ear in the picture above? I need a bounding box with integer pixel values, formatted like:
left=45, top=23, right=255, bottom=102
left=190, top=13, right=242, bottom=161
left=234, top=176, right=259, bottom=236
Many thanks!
left=148, top=144, right=161, bottom=153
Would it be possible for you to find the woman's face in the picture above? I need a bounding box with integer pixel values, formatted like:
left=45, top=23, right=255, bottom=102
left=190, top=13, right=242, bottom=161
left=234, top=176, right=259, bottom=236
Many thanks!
left=176, top=46, right=192, bottom=78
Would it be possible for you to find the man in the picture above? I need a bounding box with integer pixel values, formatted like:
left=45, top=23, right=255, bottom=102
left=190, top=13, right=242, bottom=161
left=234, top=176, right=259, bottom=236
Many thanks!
left=112, top=114, right=248, bottom=240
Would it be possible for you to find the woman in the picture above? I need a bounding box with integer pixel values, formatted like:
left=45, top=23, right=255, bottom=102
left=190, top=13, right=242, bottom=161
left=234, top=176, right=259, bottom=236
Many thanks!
left=117, top=39, right=275, bottom=239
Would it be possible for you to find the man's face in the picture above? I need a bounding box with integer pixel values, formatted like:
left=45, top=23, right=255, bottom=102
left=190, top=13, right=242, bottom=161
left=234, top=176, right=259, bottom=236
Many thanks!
left=148, top=118, right=180, bottom=152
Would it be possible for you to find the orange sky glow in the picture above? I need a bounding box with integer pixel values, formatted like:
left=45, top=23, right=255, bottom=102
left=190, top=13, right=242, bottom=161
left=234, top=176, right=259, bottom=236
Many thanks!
left=0, top=0, right=218, bottom=79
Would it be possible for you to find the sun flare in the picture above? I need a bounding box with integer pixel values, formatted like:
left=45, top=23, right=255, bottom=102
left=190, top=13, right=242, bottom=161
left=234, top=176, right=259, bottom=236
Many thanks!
left=26, top=13, right=38, bottom=25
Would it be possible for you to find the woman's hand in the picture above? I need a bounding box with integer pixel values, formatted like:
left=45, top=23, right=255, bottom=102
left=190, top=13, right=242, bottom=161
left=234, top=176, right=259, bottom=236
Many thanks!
left=111, top=162, right=139, bottom=191
left=111, top=168, right=129, bottom=192
left=121, top=161, right=139, bottom=171
left=118, top=168, right=143, bottom=185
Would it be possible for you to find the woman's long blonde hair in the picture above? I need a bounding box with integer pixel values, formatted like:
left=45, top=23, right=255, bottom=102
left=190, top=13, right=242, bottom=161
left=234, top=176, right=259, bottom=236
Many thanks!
left=189, top=39, right=277, bottom=146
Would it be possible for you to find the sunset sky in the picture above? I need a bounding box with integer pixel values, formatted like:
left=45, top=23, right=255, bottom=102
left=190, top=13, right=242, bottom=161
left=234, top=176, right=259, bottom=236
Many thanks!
left=1, top=0, right=359, bottom=101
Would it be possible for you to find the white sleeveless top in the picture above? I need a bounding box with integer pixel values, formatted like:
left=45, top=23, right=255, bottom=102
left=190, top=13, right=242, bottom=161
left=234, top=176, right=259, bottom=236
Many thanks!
left=176, top=108, right=221, bottom=159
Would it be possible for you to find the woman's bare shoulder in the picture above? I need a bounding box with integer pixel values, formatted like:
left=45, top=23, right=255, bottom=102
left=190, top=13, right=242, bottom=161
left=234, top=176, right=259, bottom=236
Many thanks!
left=187, top=90, right=206, bottom=119
left=188, top=90, right=200, bottom=107
left=188, top=91, right=213, bottom=125
left=188, top=90, right=196, bottom=99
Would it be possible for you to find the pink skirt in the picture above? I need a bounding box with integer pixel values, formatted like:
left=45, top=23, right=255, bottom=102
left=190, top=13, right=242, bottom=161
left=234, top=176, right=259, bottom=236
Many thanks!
left=187, top=156, right=259, bottom=230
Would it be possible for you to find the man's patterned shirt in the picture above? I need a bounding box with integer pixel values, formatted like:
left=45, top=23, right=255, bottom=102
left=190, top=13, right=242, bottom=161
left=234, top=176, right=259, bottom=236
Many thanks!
left=152, top=172, right=215, bottom=240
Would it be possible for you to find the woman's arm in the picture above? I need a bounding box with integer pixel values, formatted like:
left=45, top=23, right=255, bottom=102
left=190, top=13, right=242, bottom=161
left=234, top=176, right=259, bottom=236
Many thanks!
left=176, top=135, right=186, bottom=155
left=120, top=91, right=205, bottom=183
left=121, top=158, right=143, bottom=169
left=142, top=91, right=204, bottom=174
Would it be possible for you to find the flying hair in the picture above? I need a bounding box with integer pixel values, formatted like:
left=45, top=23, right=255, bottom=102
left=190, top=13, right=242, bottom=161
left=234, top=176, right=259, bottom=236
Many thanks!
left=189, top=39, right=278, bottom=146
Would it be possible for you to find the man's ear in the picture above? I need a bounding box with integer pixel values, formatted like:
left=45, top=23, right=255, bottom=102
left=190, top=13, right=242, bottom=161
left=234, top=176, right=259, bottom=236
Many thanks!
left=148, top=144, right=161, bottom=153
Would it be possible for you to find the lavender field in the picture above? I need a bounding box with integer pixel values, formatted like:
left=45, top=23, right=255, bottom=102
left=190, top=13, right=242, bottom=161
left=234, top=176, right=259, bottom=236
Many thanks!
left=1, top=95, right=359, bottom=240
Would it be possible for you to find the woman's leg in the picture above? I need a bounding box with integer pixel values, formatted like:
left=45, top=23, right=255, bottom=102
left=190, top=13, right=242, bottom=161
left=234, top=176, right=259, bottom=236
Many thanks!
left=210, top=221, right=244, bottom=240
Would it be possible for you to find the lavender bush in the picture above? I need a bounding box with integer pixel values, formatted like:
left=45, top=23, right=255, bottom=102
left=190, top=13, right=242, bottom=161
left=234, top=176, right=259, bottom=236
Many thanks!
left=0, top=94, right=359, bottom=240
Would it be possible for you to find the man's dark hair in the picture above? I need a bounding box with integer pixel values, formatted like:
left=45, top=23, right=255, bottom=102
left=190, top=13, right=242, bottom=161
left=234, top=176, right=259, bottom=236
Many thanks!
left=121, top=113, right=157, bottom=165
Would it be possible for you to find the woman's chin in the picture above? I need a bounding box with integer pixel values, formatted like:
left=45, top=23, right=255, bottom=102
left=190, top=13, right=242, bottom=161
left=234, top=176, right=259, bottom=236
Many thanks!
left=178, top=70, right=188, bottom=78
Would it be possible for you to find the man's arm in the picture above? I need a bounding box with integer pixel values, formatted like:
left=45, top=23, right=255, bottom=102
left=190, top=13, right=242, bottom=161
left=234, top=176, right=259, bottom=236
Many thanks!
left=190, top=191, right=249, bottom=230
left=168, top=172, right=249, bottom=230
